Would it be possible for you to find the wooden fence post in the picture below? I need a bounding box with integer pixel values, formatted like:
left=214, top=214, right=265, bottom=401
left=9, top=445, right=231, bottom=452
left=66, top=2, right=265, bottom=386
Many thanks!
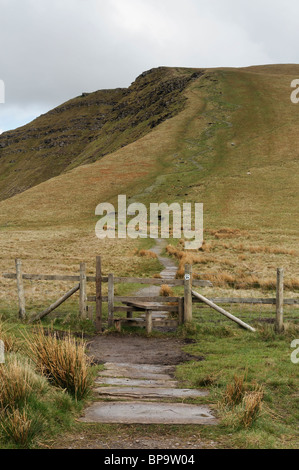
left=178, top=297, right=184, bottom=325
left=95, top=256, right=102, bottom=332
left=15, top=259, right=26, bottom=320
left=79, top=262, right=87, bottom=319
left=108, top=273, right=114, bottom=328
left=275, top=268, right=284, bottom=333
left=184, top=264, right=192, bottom=323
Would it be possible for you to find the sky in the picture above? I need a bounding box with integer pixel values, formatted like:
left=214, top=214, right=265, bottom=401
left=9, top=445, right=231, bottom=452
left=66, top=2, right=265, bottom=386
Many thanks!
left=0, top=0, right=299, bottom=133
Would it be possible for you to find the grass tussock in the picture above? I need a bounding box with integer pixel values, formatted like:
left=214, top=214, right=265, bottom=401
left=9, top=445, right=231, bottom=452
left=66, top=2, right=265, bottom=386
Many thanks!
left=210, top=228, right=248, bottom=239
left=223, top=374, right=247, bottom=407
left=136, top=249, right=157, bottom=259
left=0, top=357, right=36, bottom=410
left=221, top=373, right=264, bottom=429
left=23, top=328, right=93, bottom=400
left=1, top=408, right=43, bottom=448
left=241, top=390, right=264, bottom=429
left=160, top=285, right=174, bottom=297
left=0, top=322, right=20, bottom=353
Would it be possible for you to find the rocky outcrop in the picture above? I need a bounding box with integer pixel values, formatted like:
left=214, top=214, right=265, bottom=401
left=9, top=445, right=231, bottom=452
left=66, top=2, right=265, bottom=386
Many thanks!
left=0, top=67, right=204, bottom=201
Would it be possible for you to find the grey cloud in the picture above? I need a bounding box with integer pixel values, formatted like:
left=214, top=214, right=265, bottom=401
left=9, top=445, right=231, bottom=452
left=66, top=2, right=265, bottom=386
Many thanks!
left=0, top=0, right=298, bottom=132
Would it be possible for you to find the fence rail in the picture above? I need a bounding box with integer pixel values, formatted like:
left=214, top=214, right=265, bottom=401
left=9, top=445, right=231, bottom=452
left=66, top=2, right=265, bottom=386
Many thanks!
left=2, top=260, right=298, bottom=334
left=193, top=297, right=299, bottom=305
left=2, top=272, right=212, bottom=287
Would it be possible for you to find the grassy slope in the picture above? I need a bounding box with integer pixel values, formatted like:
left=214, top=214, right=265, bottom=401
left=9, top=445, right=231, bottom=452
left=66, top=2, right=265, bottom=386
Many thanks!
left=0, top=64, right=298, bottom=310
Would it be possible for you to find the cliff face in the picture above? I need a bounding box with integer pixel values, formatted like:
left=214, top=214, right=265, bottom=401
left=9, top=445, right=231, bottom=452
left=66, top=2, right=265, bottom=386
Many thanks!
left=0, top=67, right=203, bottom=201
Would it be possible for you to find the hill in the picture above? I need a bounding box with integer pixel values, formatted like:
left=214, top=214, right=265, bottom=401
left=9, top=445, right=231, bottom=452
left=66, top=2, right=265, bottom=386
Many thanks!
left=0, top=64, right=299, bottom=309
left=0, top=67, right=202, bottom=201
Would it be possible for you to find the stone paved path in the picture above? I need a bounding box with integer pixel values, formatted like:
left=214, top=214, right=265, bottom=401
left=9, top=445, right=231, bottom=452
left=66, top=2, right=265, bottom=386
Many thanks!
left=80, top=239, right=218, bottom=426
left=80, top=362, right=217, bottom=425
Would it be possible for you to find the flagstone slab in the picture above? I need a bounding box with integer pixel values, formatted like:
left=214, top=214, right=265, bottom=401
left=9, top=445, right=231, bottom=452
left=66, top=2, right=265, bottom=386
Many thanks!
left=95, top=377, right=178, bottom=388
left=98, top=363, right=174, bottom=381
left=95, top=386, right=209, bottom=400
left=80, top=402, right=218, bottom=425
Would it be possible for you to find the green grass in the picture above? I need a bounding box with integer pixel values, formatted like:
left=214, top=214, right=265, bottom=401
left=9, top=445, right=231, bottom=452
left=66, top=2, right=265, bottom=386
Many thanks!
left=173, top=316, right=299, bottom=449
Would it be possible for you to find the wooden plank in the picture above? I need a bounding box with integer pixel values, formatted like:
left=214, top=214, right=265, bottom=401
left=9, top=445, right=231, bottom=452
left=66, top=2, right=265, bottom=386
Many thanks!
left=2, top=274, right=211, bottom=288
left=30, top=284, right=80, bottom=323
left=95, top=256, right=102, bottom=332
left=4, top=273, right=81, bottom=281
left=193, top=280, right=213, bottom=287
left=115, top=303, right=178, bottom=313
left=184, top=265, right=192, bottom=323
left=79, top=262, right=87, bottom=319
left=108, top=273, right=114, bottom=328
left=110, top=277, right=213, bottom=287
left=113, top=306, right=134, bottom=313
left=275, top=268, right=284, bottom=333
left=192, top=290, right=256, bottom=332
left=113, top=277, right=182, bottom=285
left=194, top=297, right=299, bottom=306
left=88, top=296, right=179, bottom=303
left=124, top=300, right=177, bottom=308
left=15, top=259, right=26, bottom=320
left=193, top=297, right=277, bottom=305
left=113, top=319, right=179, bottom=328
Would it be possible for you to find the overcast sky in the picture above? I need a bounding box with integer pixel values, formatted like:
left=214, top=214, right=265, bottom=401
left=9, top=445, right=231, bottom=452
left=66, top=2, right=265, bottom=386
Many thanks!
left=0, top=0, right=298, bottom=133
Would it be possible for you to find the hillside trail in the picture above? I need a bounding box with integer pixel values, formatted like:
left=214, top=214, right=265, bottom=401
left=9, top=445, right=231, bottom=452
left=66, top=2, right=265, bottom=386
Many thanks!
left=52, top=239, right=219, bottom=450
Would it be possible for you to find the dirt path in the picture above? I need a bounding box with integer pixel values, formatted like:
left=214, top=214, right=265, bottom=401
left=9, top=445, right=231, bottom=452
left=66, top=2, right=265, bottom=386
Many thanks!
left=135, top=238, right=177, bottom=298
left=88, top=335, right=201, bottom=366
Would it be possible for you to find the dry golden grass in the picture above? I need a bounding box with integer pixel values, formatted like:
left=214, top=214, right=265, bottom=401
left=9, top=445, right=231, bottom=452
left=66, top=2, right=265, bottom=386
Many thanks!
left=160, top=285, right=174, bottom=297
left=23, top=328, right=92, bottom=400
left=153, top=273, right=162, bottom=279
left=221, top=372, right=264, bottom=429
left=209, top=228, right=249, bottom=240
left=0, top=357, right=33, bottom=410
left=165, top=241, right=299, bottom=291
left=137, top=250, right=158, bottom=259
left=1, top=408, right=41, bottom=447
left=223, top=374, right=247, bottom=407
left=0, top=322, right=20, bottom=353
left=241, top=390, right=264, bottom=429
